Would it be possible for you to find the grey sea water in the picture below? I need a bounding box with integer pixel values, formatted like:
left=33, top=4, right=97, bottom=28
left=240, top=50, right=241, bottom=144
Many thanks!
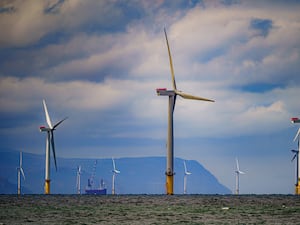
left=1, top=194, right=300, bottom=224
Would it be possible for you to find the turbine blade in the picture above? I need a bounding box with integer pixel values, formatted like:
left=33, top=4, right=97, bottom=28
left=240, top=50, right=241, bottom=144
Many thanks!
left=172, top=95, right=177, bottom=113
left=112, top=158, right=116, bottom=171
left=236, top=158, right=240, bottom=171
left=20, top=167, right=25, bottom=180
left=291, top=153, right=297, bottom=162
left=164, top=28, right=177, bottom=91
left=184, top=161, right=187, bottom=174
left=53, top=117, right=68, bottom=129
left=175, top=90, right=214, bottom=102
left=293, top=128, right=300, bottom=142
left=19, top=151, right=22, bottom=167
left=50, top=131, right=57, bottom=171
left=43, top=99, right=53, bottom=129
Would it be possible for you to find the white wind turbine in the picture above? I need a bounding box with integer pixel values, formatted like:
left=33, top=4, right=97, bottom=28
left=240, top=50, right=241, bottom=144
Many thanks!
left=291, top=148, right=299, bottom=189
left=291, top=117, right=300, bottom=194
left=39, top=99, right=67, bottom=194
left=235, top=158, right=245, bottom=195
left=183, top=160, right=192, bottom=194
left=156, top=28, right=214, bottom=195
left=111, top=158, right=120, bottom=195
left=17, top=151, right=25, bottom=195
left=76, top=165, right=81, bottom=194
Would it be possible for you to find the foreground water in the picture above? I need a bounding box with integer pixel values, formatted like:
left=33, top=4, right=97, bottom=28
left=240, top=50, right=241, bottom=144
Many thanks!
left=1, top=195, right=300, bottom=224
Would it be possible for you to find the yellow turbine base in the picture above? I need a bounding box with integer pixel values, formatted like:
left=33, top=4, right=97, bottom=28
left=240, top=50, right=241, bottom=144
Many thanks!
left=44, top=180, right=50, bottom=194
left=166, top=175, right=174, bottom=195
left=296, top=180, right=300, bottom=195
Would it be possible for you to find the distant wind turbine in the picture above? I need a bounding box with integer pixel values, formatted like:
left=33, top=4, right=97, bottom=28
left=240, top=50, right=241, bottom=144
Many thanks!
left=111, top=158, right=120, bottom=195
left=156, top=28, right=214, bottom=195
left=235, top=158, right=245, bottom=195
left=291, top=117, right=300, bottom=194
left=17, top=151, right=25, bottom=195
left=40, top=99, right=67, bottom=194
left=76, top=166, right=81, bottom=194
left=183, top=160, right=192, bottom=194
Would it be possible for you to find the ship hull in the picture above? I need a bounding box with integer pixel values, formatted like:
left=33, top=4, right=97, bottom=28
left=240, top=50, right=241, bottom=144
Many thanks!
left=85, top=189, right=107, bottom=195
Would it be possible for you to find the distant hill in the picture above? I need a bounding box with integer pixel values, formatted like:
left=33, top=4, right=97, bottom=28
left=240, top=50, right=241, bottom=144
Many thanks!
left=0, top=177, right=32, bottom=194
left=0, top=177, right=18, bottom=194
left=0, top=151, right=231, bottom=194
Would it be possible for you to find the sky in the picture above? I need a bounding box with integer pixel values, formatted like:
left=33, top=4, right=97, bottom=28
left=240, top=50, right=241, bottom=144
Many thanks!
left=1, top=0, right=300, bottom=194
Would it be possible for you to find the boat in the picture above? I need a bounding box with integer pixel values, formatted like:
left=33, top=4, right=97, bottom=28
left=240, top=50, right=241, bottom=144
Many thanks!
left=85, top=178, right=107, bottom=195
left=85, top=160, right=107, bottom=195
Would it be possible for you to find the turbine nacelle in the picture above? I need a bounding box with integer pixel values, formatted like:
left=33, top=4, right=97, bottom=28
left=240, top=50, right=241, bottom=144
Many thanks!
left=112, top=158, right=120, bottom=174
left=39, top=126, right=51, bottom=132
left=156, top=88, right=175, bottom=96
left=112, top=169, right=121, bottom=174
left=235, top=170, right=245, bottom=175
left=18, top=168, right=25, bottom=180
left=291, top=117, right=300, bottom=123
left=156, top=88, right=214, bottom=102
left=183, top=161, right=192, bottom=175
left=235, top=158, right=245, bottom=175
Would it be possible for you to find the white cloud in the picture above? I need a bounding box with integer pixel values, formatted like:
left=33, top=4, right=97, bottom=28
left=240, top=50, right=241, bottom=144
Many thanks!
left=0, top=0, right=128, bottom=47
left=164, top=3, right=300, bottom=87
left=0, top=77, right=127, bottom=112
left=0, top=1, right=59, bottom=47
left=1, top=1, right=300, bottom=140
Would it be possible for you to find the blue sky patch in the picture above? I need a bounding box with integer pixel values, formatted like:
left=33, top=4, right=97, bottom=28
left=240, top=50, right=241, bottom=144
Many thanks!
left=250, top=18, right=273, bottom=37
left=240, top=83, right=280, bottom=93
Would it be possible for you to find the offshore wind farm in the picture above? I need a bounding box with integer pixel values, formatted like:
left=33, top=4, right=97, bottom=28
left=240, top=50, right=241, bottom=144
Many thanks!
left=1, top=0, right=300, bottom=195
left=1, top=0, right=300, bottom=223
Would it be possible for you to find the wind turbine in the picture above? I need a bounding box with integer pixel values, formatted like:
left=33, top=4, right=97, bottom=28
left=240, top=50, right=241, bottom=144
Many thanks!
left=76, top=166, right=81, bottom=194
left=235, top=157, right=245, bottom=195
left=183, top=160, right=192, bottom=194
left=156, top=28, right=214, bottom=195
left=291, top=149, right=299, bottom=188
left=39, top=99, right=67, bottom=194
left=291, top=117, right=300, bottom=194
left=111, top=158, right=120, bottom=195
left=17, top=151, right=25, bottom=195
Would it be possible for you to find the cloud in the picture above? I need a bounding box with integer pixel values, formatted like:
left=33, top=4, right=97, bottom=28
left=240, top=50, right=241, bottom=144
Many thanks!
left=1, top=1, right=300, bottom=194
left=0, top=0, right=141, bottom=48
left=0, top=1, right=59, bottom=47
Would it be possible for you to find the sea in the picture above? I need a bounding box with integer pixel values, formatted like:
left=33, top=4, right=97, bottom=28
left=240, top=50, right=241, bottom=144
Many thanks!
left=1, top=194, right=300, bottom=224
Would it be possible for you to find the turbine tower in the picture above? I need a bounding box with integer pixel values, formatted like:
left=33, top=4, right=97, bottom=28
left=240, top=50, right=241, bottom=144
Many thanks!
left=76, top=166, right=81, bottom=194
left=183, top=160, right=192, bottom=194
left=156, top=28, right=214, bottom=195
left=235, top=157, right=245, bottom=195
left=291, top=117, right=300, bottom=194
left=111, top=158, right=120, bottom=195
left=40, top=99, right=67, bottom=194
left=17, top=151, right=25, bottom=195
